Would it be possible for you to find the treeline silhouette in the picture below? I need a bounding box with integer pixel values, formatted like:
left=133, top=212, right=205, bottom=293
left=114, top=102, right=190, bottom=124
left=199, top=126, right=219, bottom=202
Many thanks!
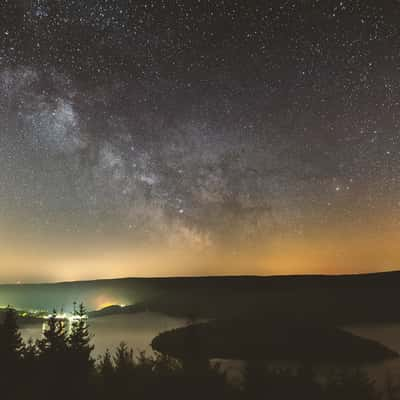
left=0, top=305, right=397, bottom=400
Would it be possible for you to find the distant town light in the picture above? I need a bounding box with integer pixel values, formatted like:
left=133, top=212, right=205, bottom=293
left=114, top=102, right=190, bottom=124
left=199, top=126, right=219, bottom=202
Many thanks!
left=42, top=312, right=88, bottom=334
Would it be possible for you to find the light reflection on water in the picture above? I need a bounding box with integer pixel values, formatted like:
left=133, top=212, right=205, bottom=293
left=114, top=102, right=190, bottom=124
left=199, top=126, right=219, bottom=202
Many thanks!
left=20, top=314, right=400, bottom=389
left=21, top=312, right=188, bottom=357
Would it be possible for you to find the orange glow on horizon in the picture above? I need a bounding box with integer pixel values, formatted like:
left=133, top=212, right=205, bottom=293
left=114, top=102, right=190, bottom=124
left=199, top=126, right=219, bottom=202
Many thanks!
left=1, top=212, right=400, bottom=282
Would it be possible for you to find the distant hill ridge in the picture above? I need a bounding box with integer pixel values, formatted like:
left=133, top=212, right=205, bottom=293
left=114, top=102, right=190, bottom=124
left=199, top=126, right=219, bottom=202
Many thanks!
left=3, top=269, right=400, bottom=288
left=0, top=270, right=399, bottom=323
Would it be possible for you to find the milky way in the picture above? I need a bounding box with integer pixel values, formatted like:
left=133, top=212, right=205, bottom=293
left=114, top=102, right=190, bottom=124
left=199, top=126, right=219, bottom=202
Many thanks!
left=1, top=1, right=400, bottom=280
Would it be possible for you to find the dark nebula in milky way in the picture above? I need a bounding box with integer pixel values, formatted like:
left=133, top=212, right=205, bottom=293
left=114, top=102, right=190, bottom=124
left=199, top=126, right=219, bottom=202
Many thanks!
left=1, top=0, right=400, bottom=280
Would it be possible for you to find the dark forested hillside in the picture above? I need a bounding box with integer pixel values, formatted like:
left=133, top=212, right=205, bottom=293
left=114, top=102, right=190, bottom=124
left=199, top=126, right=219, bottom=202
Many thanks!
left=1, top=271, right=400, bottom=325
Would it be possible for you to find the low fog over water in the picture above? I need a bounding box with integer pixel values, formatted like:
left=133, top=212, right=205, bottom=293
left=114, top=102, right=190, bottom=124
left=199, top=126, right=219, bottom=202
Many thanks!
left=19, top=312, right=400, bottom=390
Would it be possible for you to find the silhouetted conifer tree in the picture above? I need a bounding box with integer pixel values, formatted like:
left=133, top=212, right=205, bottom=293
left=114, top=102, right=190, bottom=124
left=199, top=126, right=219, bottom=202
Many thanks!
left=69, top=303, right=94, bottom=367
left=97, top=349, right=115, bottom=399
left=21, top=337, right=40, bottom=398
left=0, top=307, right=24, bottom=396
left=99, top=348, right=114, bottom=379
left=114, top=341, right=135, bottom=375
left=67, top=303, right=94, bottom=396
left=153, top=352, right=181, bottom=377
left=113, top=342, right=136, bottom=396
left=136, top=350, right=155, bottom=378
left=24, top=337, right=39, bottom=363
left=38, top=309, right=68, bottom=355
left=0, top=307, right=24, bottom=362
left=37, top=309, right=69, bottom=398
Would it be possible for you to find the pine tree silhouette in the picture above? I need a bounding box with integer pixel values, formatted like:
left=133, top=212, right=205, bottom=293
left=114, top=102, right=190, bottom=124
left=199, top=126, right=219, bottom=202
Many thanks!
left=68, top=303, right=94, bottom=396
left=98, top=349, right=115, bottom=399
left=37, top=309, right=69, bottom=399
left=114, top=341, right=135, bottom=375
left=113, top=342, right=136, bottom=396
left=0, top=307, right=24, bottom=396
left=99, top=348, right=114, bottom=379
left=69, top=303, right=94, bottom=364
left=37, top=309, right=68, bottom=355
left=0, top=307, right=24, bottom=361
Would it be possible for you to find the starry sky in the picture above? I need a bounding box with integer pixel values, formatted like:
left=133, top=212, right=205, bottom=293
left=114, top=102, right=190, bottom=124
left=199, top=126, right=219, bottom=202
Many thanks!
left=1, top=0, right=400, bottom=282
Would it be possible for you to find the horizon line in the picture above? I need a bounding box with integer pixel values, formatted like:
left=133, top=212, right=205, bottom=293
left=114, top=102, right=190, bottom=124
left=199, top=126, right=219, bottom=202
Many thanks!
left=1, top=269, right=400, bottom=286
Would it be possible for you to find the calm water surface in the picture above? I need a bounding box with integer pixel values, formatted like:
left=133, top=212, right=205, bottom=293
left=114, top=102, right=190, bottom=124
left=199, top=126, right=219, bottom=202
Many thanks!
left=344, top=324, right=400, bottom=387
left=20, top=313, right=400, bottom=388
left=21, top=312, right=188, bottom=357
left=216, top=324, right=400, bottom=388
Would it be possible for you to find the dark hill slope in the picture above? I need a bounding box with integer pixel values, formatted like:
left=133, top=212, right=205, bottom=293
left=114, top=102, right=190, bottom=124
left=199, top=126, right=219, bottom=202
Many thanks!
left=0, top=271, right=399, bottom=324
left=151, top=318, right=399, bottom=363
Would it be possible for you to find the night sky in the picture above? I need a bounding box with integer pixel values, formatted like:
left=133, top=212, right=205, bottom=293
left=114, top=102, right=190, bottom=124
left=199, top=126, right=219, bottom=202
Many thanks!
left=1, top=0, right=400, bottom=282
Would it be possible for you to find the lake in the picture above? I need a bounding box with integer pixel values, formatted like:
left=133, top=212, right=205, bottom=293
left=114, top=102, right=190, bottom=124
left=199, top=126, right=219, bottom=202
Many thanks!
left=216, top=324, right=400, bottom=389
left=21, top=312, right=188, bottom=358
left=345, top=324, right=400, bottom=387
left=20, top=313, right=400, bottom=389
